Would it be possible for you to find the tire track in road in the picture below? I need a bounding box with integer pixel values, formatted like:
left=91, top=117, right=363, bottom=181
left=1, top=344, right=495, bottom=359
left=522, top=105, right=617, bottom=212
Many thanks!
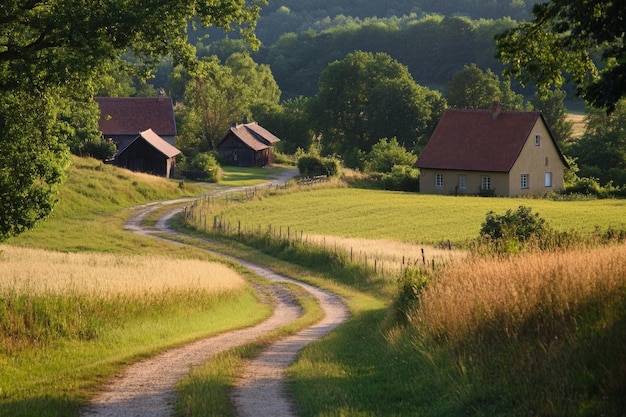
left=83, top=173, right=349, bottom=417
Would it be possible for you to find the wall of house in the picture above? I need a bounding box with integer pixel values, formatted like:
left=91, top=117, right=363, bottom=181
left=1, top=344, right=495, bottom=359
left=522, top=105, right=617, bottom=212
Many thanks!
left=508, top=119, right=565, bottom=196
left=419, top=169, right=509, bottom=196
left=115, top=140, right=172, bottom=178
left=217, top=135, right=257, bottom=166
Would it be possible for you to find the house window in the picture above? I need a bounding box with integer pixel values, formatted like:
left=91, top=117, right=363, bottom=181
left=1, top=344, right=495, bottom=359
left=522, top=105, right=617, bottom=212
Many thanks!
left=481, top=176, right=491, bottom=190
left=458, top=175, right=466, bottom=189
left=545, top=172, right=552, bottom=187
left=545, top=156, right=549, bottom=166
left=521, top=174, right=529, bottom=189
left=535, top=135, right=541, bottom=146
left=435, top=173, right=444, bottom=188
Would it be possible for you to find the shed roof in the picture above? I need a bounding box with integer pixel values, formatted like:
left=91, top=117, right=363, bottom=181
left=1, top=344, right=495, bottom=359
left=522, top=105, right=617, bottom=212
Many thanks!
left=121, top=129, right=181, bottom=158
left=96, top=96, right=177, bottom=137
left=219, top=122, right=281, bottom=151
left=416, top=108, right=556, bottom=172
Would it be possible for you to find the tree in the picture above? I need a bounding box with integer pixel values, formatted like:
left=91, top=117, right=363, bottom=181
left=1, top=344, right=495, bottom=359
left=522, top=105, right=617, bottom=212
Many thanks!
left=445, top=63, right=525, bottom=110
left=569, top=99, right=626, bottom=186
left=309, top=51, right=446, bottom=168
left=251, top=97, right=314, bottom=154
left=495, top=0, right=626, bottom=112
left=529, top=89, right=574, bottom=149
left=367, top=137, right=417, bottom=173
left=177, top=53, right=281, bottom=152
left=0, top=0, right=264, bottom=240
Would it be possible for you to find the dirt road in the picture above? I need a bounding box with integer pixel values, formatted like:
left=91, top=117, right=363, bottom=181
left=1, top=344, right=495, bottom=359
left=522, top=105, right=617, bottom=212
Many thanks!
left=82, top=170, right=348, bottom=417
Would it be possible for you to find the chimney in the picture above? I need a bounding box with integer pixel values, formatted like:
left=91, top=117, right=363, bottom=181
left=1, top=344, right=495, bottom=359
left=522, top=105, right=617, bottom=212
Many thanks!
left=242, top=115, right=248, bottom=124
left=491, top=101, right=502, bottom=120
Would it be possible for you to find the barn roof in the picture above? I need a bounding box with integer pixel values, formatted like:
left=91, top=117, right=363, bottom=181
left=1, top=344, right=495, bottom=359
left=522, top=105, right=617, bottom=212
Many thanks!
left=219, top=122, right=281, bottom=151
left=416, top=108, right=556, bottom=172
left=95, top=96, right=177, bottom=137
left=122, top=129, right=181, bottom=158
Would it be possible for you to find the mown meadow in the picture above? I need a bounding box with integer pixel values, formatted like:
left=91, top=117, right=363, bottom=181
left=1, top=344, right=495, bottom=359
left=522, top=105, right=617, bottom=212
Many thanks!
left=182, top=181, right=626, bottom=416
left=0, top=157, right=282, bottom=417
left=3, top=156, right=625, bottom=416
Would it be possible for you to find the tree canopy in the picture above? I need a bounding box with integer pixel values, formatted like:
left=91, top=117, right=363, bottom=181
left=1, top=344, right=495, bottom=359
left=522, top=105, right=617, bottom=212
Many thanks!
left=0, top=0, right=264, bottom=240
left=176, top=52, right=281, bottom=153
left=309, top=51, right=446, bottom=168
left=495, top=0, right=626, bottom=112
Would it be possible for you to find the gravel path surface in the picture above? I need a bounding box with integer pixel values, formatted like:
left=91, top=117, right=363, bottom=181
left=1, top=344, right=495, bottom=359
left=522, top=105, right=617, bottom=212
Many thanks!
left=81, top=169, right=349, bottom=417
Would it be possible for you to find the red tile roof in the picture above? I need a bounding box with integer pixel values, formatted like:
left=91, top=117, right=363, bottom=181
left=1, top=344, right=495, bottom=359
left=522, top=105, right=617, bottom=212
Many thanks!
left=132, top=129, right=181, bottom=158
left=95, top=97, right=177, bottom=136
left=222, top=122, right=281, bottom=151
left=416, top=109, right=547, bottom=172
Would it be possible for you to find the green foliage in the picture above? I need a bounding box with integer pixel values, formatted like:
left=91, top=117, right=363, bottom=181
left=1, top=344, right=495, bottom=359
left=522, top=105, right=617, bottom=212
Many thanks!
left=1, top=0, right=265, bottom=240
left=379, top=165, right=421, bottom=192
left=445, top=63, right=525, bottom=110
left=367, top=137, right=417, bottom=173
left=569, top=99, right=626, bottom=186
left=309, top=51, right=446, bottom=166
left=190, top=153, right=222, bottom=183
left=0, top=90, right=71, bottom=241
left=479, top=206, right=549, bottom=252
left=176, top=53, right=281, bottom=151
left=250, top=97, right=314, bottom=154
left=254, top=15, right=519, bottom=100
left=391, top=269, right=430, bottom=326
left=297, top=154, right=340, bottom=178
left=74, top=138, right=117, bottom=161
left=496, top=0, right=626, bottom=111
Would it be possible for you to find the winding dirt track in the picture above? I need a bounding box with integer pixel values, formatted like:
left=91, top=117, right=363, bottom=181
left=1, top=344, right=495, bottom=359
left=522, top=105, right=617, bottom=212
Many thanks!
left=81, top=171, right=348, bottom=417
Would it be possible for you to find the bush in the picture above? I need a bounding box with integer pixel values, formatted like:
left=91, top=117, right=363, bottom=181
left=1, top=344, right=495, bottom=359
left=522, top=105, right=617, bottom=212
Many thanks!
left=380, top=165, right=420, bottom=192
left=190, top=152, right=222, bottom=182
left=74, top=138, right=117, bottom=161
left=297, top=154, right=341, bottom=177
left=479, top=206, right=549, bottom=253
left=367, top=137, right=417, bottom=173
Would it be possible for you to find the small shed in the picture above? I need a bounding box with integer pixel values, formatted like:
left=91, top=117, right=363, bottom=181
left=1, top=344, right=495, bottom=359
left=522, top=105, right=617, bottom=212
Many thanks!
left=217, top=122, right=281, bottom=167
left=115, top=129, right=181, bottom=178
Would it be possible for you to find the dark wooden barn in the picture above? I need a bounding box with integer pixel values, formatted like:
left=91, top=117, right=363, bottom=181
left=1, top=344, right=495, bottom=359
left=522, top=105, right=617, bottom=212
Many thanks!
left=115, top=129, right=181, bottom=178
left=216, top=122, right=281, bottom=167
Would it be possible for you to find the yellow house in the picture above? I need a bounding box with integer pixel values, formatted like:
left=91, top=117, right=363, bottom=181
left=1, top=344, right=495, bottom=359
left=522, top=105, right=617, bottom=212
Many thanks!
left=416, top=104, right=569, bottom=196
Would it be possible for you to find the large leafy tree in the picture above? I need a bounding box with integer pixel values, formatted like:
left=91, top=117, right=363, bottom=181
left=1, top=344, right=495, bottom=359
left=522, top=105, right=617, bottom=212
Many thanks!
left=176, top=52, right=281, bottom=152
left=495, top=0, right=626, bottom=112
left=0, top=0, right=263, bottom=240
left=569, top=99, right=626, bottom=186
left=445, top=63, right=525, bottom=110
left=309, top=51, right=446, bottom=167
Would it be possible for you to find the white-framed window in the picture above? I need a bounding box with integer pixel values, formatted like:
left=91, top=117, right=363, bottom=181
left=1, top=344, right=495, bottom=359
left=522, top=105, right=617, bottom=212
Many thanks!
left=435, top=173, right=444, bottom=188
left=481, top=176, right=491, bottom=190
left=545, top=172, right=552, bottom=187
left=458, top=175, right=466, bottom=189
left=521, top=174, right=529, bottom=189
left=535, top=134, right=541, bottom=146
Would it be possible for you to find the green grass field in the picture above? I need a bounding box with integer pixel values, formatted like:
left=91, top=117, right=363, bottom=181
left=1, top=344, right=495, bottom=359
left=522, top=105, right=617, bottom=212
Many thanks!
left=4, top=156, right=626, bottom=417
left=200, top=188, right=626, bottom=245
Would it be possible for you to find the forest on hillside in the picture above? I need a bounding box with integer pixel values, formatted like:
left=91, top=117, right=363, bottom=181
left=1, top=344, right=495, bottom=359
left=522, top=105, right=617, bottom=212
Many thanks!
left=196, top=0, right=535, bottom=45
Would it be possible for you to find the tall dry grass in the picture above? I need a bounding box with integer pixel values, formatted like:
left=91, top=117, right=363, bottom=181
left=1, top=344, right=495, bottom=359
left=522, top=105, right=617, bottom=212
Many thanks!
left=415, top=245, right=626, bottom=344
left=305, top=234, right=466, bottom=275
left=0, top=245, right=245, bottom=296
left=0, top=245, right=247, bottom=351
left=405, top=245, right=626, bottom=415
